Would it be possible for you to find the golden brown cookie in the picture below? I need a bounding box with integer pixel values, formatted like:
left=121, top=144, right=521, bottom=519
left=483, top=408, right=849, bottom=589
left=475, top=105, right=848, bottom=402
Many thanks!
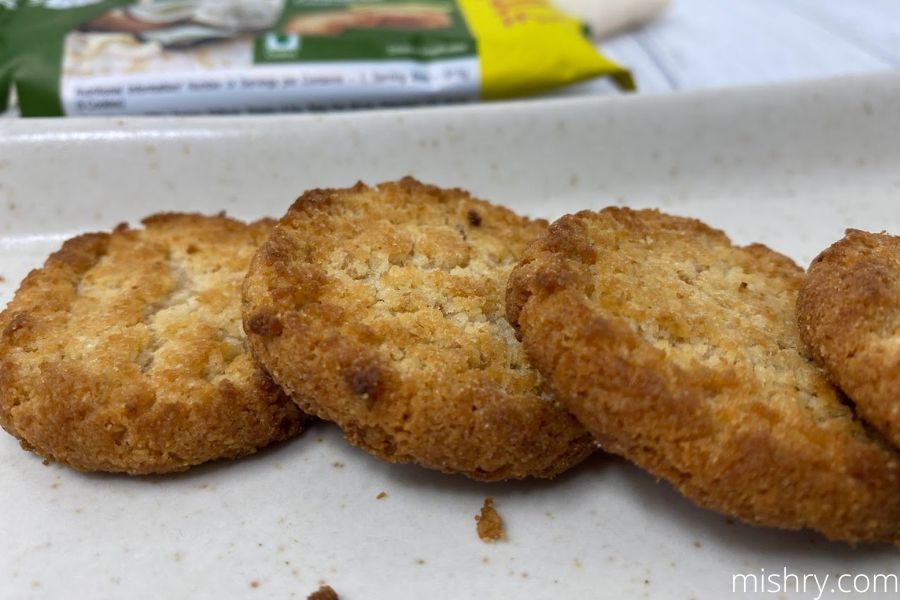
left=242, top=178, right=593, bottom=481
left=798, top=229, right=900, bottom=450
left=0, top=213, right=306, bottom=474
left=507, top=207, right=900, bottom=544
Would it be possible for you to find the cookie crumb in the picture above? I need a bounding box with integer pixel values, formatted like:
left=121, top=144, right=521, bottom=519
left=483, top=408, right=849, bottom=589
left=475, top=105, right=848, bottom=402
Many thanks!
left=332, top=462, right=344, bottom=469
left=249, top=580, right=260, bottom=589
left=376, top=491, right=387, bottom=500
left=475, top=497, right=504, bottom=542
left=415, top=559, right=425, bottom=565
left=307, top=584, right=339, bottom=600
left=693, top=541, right=702, bottom=548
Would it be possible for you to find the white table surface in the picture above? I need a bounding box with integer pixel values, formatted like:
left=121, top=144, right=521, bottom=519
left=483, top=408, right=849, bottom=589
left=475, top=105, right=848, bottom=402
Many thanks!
left=575, top=0, right=899, bottom=96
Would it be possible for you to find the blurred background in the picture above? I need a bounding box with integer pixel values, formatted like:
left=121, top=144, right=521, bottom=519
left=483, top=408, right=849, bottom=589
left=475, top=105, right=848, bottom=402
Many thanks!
left=4, top=0, right=899, bottom=115
left=563, top=0, right=898, bottom=95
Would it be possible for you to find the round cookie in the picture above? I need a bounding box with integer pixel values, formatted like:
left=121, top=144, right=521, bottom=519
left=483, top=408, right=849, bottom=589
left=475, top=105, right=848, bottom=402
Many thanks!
left=506, top=207, right=900, bottom=544
left=798, top=229, right=900, bottom=449
left=242, top=178, right=594, bottom=481
left=0, top=213, right=306, bottom=474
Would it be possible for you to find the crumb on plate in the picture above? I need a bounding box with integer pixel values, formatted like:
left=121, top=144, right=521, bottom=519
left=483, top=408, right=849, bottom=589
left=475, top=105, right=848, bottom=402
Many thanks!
left=475, top=497, right=504, bottom=542
left=308, top=584, right=338, bottom=600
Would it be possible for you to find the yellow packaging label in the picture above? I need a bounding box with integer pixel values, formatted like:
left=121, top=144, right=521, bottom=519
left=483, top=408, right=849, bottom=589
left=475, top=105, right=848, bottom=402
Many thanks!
left=458, top=0, right=634, bottom=99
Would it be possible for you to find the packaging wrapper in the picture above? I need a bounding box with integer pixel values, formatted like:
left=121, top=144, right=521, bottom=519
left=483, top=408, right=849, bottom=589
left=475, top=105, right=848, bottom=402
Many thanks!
left=0, top=0, right=634, bottom=117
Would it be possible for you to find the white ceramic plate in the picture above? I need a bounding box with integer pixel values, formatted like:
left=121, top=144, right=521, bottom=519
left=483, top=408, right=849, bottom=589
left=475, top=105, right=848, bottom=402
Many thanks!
left=2, top=73, right=900, bottom=600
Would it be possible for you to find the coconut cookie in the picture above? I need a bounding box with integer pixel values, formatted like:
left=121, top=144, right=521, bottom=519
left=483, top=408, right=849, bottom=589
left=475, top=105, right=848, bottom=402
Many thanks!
left=798, top=229, right=900, bottom=449
left=242, top=178, right=593, bottom=481
left=506, top=207, right=900, bottom=544
left=0, top=213, right=306, bottom=474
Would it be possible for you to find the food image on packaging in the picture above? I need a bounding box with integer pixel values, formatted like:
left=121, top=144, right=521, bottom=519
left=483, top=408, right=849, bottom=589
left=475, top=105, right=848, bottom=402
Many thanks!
left=64, top=0, right=283, bottom=78
left=83, top=0, right=284, bottom=38
left=284, top=3, right=452, bottom=36
left=63, top=32, right=254, bottom=78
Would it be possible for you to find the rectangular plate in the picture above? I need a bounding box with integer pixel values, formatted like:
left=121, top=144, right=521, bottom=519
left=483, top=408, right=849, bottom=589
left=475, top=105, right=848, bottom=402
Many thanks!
left=2, top=73, right=900, bottom=599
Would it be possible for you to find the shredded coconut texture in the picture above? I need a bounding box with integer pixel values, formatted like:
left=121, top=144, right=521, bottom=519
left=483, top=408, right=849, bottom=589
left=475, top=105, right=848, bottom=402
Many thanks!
left=243, top=178, right=593, bottom=481
left=507, top=207, right=900, bottom=544
left=0, top=213, right=305, bottom=474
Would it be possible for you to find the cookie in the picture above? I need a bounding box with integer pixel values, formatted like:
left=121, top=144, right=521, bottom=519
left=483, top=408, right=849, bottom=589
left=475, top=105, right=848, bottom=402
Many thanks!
left=506, top=207, right=900, bottom=543
left=242, top=178, right=593, bottom=481
left=798, top=229, right=900, bottom=449
left=0, top=213, right=306, bottom=474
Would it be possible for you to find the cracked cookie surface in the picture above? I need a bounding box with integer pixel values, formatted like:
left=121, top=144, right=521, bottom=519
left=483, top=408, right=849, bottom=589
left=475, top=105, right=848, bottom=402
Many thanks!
left=242, top=178, right=593, bottom=480
left=507, top=207, right=900, bottom=543
left=798, top=229, right=900, bottom=450
left=0, top=213, right=306, bottom=474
